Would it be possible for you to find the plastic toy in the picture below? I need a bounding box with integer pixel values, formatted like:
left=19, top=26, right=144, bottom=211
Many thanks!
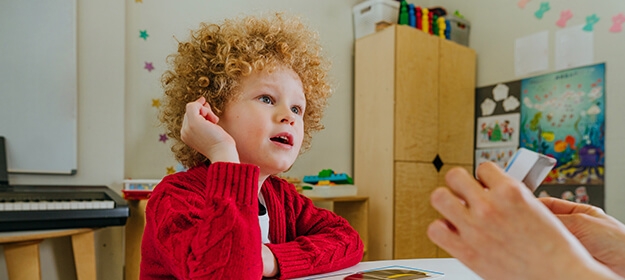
left=432, top=14, right=439, bottom=35
left=398, top=0, right=409, bottom=25
left=408, top=4, right=416, bottom=27
left=421, top=8, right=429, bottom=34
left=416, top=6, right=422, bottom=30
left=437, top=17, right=446, bottom=38
left=303, top=169, right=354, bottom=185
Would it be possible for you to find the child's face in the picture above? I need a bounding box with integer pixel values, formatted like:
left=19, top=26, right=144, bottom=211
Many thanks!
left=217, top=67, right=306, bottom=176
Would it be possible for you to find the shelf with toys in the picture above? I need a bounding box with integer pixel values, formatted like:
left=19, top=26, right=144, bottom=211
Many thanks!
left=352, top=0, right=470, bottom=46
left=301, top=169, right=357, bottom=198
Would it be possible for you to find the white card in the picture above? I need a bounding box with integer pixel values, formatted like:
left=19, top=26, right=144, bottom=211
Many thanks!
left=504, top=148, right=557, bottom=191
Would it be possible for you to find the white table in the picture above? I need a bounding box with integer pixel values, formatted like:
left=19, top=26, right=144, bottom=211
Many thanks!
left=294, top=258, right=482, bottom=280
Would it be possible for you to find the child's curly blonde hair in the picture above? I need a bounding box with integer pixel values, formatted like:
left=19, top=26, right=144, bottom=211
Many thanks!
left=159, top=12, right=331, bottom=168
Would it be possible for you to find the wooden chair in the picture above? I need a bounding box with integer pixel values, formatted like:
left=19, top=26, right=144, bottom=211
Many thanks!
left=0, top=228, right=96, bottom=280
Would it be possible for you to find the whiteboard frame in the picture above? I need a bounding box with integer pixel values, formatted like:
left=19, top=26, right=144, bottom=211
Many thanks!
left=0, top=0, right=77, bottom=175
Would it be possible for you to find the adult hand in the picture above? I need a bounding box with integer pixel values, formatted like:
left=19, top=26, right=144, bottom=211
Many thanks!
left=262, top=244, right=278, bottom=277
left=180, top=96, right=239, bottom=163
left=541, top=197, right=625, bottom=277
left=427, top=162, right=619, bottom=279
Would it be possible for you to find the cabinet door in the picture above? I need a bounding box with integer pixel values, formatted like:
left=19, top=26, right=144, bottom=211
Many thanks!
left=438, top=39, right=477, bottom=166
left=394, top=161, right=439, bottom=259
left=354, top=26, right=396, bottom=261
left=395, top=25, right=440, bottom=163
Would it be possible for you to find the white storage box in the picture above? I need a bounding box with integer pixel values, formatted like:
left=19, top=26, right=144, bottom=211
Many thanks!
left=445, top=14, right=471, bottom=46
left=302, top=184, right=357, bottom=198
left=353, top=0, right=400, bottom=39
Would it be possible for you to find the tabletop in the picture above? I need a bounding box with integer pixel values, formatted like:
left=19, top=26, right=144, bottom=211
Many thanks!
left=293, top=258, right=482, bottom=280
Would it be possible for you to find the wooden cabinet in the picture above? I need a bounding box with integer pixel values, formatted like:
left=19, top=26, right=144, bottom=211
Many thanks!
left=354, top=25, right=476, bottom=260
left=309, top=196, right=369, bottom=260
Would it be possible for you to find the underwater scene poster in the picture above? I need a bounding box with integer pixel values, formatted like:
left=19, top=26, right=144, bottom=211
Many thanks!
left=520, top=63, right=605, bottom=185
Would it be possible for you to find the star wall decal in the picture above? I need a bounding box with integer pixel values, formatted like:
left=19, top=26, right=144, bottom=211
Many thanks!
left=166, top=166, right=176, bottom=175
left=152, top=98, right=161, bottom=108
left=135, top=0, right=142, bottom=3
left=159, top=133, right=168, bottom=143
left=144, top=62, right=154, bottom=72
left=140, top=30, right=149, bottom=40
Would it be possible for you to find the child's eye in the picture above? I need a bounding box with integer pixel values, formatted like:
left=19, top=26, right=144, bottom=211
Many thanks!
left=291, top=106, right=302, bottom=115
left=259, top=95, right=273, bottom=104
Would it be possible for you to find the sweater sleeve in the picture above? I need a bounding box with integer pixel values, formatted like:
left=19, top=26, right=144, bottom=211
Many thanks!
left=265, top=181, right=365, bottom=279
left=141, top=162, right=263, bottom=280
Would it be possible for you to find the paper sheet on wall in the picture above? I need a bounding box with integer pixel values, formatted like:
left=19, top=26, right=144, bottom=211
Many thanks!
left=555, top=24, right=594, bottom=71
left=515, top=30, right=549, bottom=77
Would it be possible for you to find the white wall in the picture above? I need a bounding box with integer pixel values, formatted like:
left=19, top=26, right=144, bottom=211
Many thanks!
left=412, top=0, right=625, bottom=222
left=0, top=1, right=126, bottom=279
left=124, top=0, right=361, bottom=180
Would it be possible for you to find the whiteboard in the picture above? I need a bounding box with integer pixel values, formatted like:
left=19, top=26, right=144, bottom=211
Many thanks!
left=0, top=0, right=77, bottom=175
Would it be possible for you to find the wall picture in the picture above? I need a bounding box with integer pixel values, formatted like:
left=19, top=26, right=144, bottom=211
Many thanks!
left=520, top=63, right=605, bottom=185
left=476, top=113, right=520, bottom=148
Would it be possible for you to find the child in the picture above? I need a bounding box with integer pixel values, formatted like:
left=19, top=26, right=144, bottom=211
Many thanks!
left=140, top=12, right=364, bottom=279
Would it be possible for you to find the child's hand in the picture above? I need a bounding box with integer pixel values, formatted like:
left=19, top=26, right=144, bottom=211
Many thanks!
left=180, top=96, right=239, bottom=163
left=262, top=244, right=278, bottom=277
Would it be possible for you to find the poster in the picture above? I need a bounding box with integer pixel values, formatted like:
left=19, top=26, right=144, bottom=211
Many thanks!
left=520, top=63, right=605, bottom=185
left=475, top=63, right=606, bottom=208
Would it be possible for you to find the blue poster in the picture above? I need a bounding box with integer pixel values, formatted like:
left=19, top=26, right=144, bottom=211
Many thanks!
left=520, top=63, right=605, bottom=185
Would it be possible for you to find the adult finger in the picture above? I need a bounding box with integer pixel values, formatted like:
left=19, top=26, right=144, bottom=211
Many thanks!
left=475, top=161, right=523, bottom=191
left=430, top=187, right=470, bottom=229
left=427, top=219, right=473, bottom=259
left=539, top=197, right=605, bottom=217
left=444, top=167, right=486, bottom=207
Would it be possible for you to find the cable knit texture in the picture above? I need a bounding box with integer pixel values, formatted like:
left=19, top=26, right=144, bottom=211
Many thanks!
left=140, top=162, right=364, bottom=279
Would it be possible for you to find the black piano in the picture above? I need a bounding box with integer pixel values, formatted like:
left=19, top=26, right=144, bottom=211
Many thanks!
left=0, top=137, right=129, bottom=232
left=0, top=185, right=129, bottom=232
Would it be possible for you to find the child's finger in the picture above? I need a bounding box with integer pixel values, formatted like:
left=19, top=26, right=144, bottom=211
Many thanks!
left=199, top=106, right=219, bottom=123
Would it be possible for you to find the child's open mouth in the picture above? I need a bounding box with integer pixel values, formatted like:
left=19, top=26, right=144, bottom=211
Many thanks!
left=270, top=135, right=293, bottom=146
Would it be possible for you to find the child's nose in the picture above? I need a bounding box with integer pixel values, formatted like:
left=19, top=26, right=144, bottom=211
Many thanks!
left=277, top=107, right=295, bottom=125
left=281, top=117, right=294, bottom=125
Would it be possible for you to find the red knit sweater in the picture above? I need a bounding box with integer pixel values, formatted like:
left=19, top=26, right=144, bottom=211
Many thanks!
left=140, top=162, right=364, bottom=279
